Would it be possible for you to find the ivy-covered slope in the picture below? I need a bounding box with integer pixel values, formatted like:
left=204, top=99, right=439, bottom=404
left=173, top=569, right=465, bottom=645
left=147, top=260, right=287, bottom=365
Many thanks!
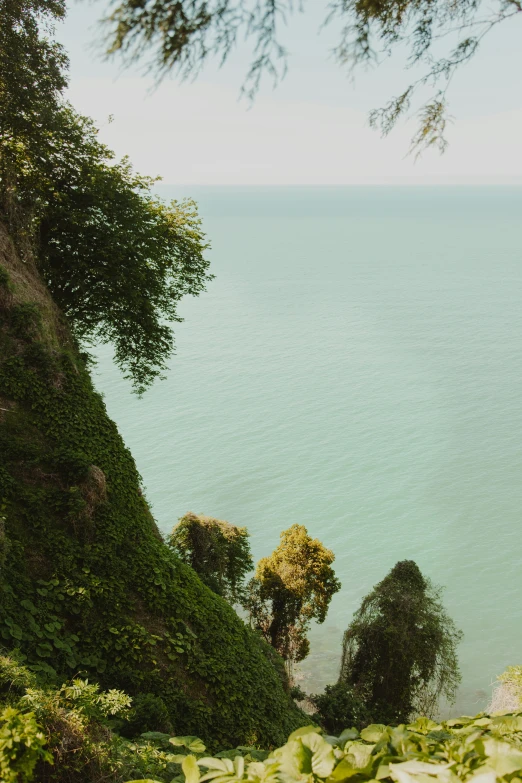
left=0, top=224, right=303, bottom=749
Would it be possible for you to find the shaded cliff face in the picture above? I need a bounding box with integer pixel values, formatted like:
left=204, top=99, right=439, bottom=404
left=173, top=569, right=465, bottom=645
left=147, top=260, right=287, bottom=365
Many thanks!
left=0, top=225, right=302, bottom=748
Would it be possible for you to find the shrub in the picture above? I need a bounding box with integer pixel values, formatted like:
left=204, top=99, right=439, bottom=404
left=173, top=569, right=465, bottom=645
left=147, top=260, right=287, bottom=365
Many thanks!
left=310, top=682, right=372, bottom=734
left=0, top=707, right=52, bottom=783
left=121, top=693, right=173, bottom=738
left=489, top=666, right=522, bottom=713
left=0, top=653, right=37, bottom=703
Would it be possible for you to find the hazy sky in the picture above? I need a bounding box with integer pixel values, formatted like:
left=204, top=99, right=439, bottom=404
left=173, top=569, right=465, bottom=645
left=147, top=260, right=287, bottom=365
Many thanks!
left=58, top=1, right=522, bottom=185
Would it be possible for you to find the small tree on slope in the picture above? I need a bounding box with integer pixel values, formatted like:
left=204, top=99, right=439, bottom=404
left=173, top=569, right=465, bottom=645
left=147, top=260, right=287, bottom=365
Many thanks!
left=168, top=512, right=253, bottom=605
left=246, top=524, right=341, bottom=673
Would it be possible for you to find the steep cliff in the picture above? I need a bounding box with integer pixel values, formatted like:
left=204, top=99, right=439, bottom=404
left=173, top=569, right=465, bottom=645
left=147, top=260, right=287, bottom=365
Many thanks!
left=0, top=224, right=302, bottom=748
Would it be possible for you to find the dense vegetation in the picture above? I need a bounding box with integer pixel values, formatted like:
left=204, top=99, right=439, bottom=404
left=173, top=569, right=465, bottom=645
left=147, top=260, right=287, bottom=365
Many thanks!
left=169, top=517, right=342, bottom=673
left=0, top=0, right=211, bottom=394
left=0, top=240, right=304, bottom=746
left=3, top=652, right=522, bottom=783
left=0, top=0, right=304, bottom=751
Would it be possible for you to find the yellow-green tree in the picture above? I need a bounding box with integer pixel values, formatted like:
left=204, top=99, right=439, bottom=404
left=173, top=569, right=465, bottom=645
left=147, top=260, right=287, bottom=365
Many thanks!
left=246, top=524, right=341, bottom=667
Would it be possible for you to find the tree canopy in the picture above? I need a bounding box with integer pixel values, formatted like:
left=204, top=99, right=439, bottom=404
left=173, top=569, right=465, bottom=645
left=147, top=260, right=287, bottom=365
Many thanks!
left=168, top=512, right=254, bottom=604
left=0, top=0, right=211, bottom=393
left=103, top=0, right=521, bottom=152
left=339, top=560, right=462, bottom=723
left=246, top=524, right=341, bottom=667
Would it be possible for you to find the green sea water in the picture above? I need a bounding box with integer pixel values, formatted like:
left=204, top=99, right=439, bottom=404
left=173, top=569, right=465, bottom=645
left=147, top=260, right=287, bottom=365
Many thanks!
left=93, top=186, right=522, bottom=716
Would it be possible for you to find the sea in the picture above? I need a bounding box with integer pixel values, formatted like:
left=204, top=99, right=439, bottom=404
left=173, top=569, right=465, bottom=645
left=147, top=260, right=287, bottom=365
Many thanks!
left=93, top=186, right=522, bottom=717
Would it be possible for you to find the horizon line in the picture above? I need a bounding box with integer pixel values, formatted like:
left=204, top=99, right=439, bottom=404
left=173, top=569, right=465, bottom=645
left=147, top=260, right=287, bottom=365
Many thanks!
left=156, top=180, right=522, bottom=188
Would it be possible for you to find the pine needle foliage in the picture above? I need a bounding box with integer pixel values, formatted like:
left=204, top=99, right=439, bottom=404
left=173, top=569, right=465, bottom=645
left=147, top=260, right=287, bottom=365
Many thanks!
left=339, top=560, right=462, bottom=724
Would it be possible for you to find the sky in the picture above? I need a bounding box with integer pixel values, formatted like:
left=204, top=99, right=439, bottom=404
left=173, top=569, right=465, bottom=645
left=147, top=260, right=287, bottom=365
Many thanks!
left=58, top=1, right=522, bottom=185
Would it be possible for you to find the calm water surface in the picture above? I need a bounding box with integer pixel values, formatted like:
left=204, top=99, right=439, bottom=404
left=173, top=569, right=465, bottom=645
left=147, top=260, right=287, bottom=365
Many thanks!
left=94, top=187, right=522, bottom=715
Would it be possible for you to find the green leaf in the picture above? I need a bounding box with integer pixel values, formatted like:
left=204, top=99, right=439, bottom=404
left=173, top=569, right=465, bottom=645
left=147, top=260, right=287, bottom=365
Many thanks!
left=466, top=773, right=496, bottom=783
left=188, top=740, right=206, bottom=754
left=338, top=729, right=359, bottom=744
left=301, top=733, right=336, bottom=778
left=407, top=718, right=442, bottom=735
left=343, top=741, right=373, bottom=771
left=198, top=759, right=229, bottom=772
left=233, top=757, right=245, bottom=778
left=389, top=760, right=457, bottom=783
left=171, top=736, right=206, bottom=753
left=491, top=715, right=522, bottom=733
left=482, top=738, right=522, bottom=776
left=277, top=739, right=310, bottom=782
left=471, top=718, right=492, bottom=727
left=168, top=754, right=189, bottom=764
left=360, top=725, right=387, bottom=743
left=391, top=762, right=451, bottom=775
left=328, top=758, right=365, bottom=781
left=182, top=755, right=201, bottom=783
left=288, top=725, right=321, bottom=742
left=446, top=717, right=473, bottom=727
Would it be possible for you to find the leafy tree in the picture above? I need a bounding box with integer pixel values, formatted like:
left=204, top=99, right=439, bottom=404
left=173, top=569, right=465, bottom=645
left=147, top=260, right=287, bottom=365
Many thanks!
left=36, top=106, right=212, bottom=393
left=339, top=560, right=462, bottom=724
left=103, top=0, right=521, bottom=152
left=0, top=0, right=212, bottom=393
left=0, top=0, right=67, bottom=251
left=168, top=512, right=254, bottom=604
left=246, top=524, right=341, bottom=668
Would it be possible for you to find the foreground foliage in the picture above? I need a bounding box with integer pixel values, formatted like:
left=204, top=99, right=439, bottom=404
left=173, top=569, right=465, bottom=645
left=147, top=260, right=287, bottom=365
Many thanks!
left=4, top=651, right=522, bottom=783
left=129, top=711, right=522, bottom=783
left=0, top=653, right=189, bottom=781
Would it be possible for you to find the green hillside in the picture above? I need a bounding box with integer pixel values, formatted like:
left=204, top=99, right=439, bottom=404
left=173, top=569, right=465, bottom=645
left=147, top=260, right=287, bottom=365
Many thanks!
left=0, top=225, right=303, bottom=748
